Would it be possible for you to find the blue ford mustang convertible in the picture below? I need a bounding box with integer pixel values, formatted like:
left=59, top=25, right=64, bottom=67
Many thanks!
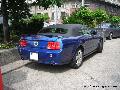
left=18, top=24, right=103, bottom=69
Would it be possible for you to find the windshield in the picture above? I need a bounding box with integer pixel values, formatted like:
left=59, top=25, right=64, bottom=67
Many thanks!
left=38, top=28, right=68, bottom=34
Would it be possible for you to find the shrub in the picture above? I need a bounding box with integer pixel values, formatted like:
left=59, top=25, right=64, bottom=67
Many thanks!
left=0, top=43, right=15, bottom=49
left=11, top=14, right=49, bottom=36
left=109, top=16, right=120, bottom=26
left=63, top=7, right=109, bottom=28
left=93, top=9, right=109, bottom=27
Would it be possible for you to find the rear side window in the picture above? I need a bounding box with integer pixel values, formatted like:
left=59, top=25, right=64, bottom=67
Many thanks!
left=79, top=29, right=91, bottom=35
left=38, top=28, right=68, bottom=34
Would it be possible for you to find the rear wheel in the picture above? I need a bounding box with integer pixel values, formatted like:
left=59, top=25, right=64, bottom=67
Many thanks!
left=109, top=33, right=113, bottom=40
left=69, top=49, right=83, bottom=69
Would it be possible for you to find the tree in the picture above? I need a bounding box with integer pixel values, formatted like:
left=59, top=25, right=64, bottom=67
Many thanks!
left=76, top=7, right=95, bottom=27
left=1, top=0, right=30, bottom=43
left=1, top=0, right=63, bottom=43
left=63, top=7, right=109, bottom=28
left=94, top=9, right=109, bottom=27
left=63, top=7, right=95, bottom=27
left=32, top=0, right=63, bottom=9
left=109, top=16, right=120, bottom=26
left=8, top=0, right=30, bottom=32
left=1, top=0, right=9, bottom=43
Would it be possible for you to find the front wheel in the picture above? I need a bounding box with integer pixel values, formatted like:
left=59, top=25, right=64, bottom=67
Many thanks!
left=69, top=49, right=83, bottom=69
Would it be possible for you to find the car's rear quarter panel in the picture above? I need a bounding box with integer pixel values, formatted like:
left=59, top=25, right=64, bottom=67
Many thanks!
left=61, top=36, right=84, bottom=61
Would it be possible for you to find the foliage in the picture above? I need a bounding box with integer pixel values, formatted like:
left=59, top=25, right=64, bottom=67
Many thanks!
left=0, top=43, right=15, bottom=49
left=12, top=14, right=47, bottom=35
left=8, top=0, right=30, bottom=28
left=1, top=0, right=30, bottom=43
left=109, top=16, right=120, bottom=25
left=32, top=0, right=63, bottom=9
left=76, top=7, right=95, bottom=27
left=63, top=12, right=79, bottom=24
left=94, top=9, right=109, bottom=25
left=31, top=14, right=49, bottom=21
left=63, top=7, right=109, bottom=28
left=1, top=0, right=63, bottom=43
left=63, top=7, right=95, bottom=27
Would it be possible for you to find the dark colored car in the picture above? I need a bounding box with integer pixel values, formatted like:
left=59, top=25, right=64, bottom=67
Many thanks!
left=18, top=24, right=103, bottom=69
left=98, top=24, right=120, bottom=40
left=0, top=68, right=3, bottom=90
left=104, top=27, right=120, bottom=40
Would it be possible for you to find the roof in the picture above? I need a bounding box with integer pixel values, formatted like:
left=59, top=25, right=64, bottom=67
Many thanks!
left=46, top=24, right=86, bottom=30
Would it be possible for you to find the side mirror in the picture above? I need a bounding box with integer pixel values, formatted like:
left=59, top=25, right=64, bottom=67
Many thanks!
left=90, top=30, right=97, bottom=35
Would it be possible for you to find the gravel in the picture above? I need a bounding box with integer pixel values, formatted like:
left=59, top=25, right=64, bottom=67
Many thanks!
left=2, top=38, right=120, bottom=90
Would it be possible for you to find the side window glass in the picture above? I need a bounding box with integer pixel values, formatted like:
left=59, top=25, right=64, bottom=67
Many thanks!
left=78, top=30, right=84, bottom=35
left=78, top=28, right=92, bottom=35
left=82, top=29, right=91, bottom=35
left=119, top=26, right=120, bottom=29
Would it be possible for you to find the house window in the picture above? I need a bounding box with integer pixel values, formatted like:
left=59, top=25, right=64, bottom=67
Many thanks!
left=39, top=6, right=44, bottom=10
left=61, top=12, right=67, bottom=19
left=37, top=13, right=41, bottom=15
left=51, top=12, right=54, bottom=20
left=39, top=6, right=41, bottom=9
left=72, top=3, right=77, bottom=8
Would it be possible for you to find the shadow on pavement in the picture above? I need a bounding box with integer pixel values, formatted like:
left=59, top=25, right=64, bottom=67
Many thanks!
left=25, top=52, right=99, bottom=73
left=3, top=70, right=27, bottom=89
left=83, top=52, right=97, bottom=62
left=25, top=62, right=71, bottom=73
left=4, top=85, right=16, bottom=90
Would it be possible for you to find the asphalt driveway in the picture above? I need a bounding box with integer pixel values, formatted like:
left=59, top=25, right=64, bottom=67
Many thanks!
left=2, top=38, right=120, bottom=90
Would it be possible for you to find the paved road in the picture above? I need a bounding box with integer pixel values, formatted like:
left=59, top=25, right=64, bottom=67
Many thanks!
left=2, top=39, right=120, bottom=90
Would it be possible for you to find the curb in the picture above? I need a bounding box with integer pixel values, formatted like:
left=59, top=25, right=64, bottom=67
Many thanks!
left=0, top=48, right=21, bottom=66
left=1, top=60, right=30, bottom=74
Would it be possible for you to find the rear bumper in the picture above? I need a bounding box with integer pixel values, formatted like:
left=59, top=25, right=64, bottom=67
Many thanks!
left=18, top=47, right=70, bottom=65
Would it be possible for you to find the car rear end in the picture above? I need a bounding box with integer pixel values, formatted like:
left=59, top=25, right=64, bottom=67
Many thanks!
left=18, top=27, right=70, bottom=65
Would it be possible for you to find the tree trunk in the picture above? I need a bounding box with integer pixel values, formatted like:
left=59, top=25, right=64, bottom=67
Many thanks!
left=1, top=0, right=9, bottom=43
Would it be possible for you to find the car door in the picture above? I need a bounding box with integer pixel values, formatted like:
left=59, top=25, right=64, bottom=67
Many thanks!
left=80, top=29, right=95, bottom=55
left=112, top=28, right=119, bottom=37
left=90, top=29, right=100, bottom=50
left=118, top=27, right=120, bottom=37
left=115, top=26, right=120, bottom=37
left=110, top=26, right=120, bottom=37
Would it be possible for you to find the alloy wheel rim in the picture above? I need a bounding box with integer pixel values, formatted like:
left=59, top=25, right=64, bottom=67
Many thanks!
left=110, top=33, right=113, bottom=39
left=76, top=50, right=82, bottom=66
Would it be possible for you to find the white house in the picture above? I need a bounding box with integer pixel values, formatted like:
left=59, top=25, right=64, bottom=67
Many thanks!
left=27, top=0, right=120, bottom=24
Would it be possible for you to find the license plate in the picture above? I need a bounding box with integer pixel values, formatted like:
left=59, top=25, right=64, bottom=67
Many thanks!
left=30, top=52, right=38, bottom=61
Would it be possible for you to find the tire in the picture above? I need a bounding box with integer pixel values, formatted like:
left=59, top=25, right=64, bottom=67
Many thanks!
left=69, top=49, right=83, bottom=69
left=97, top=40, right=103, bottom=53
left=109, top=33, right=113, bottom=40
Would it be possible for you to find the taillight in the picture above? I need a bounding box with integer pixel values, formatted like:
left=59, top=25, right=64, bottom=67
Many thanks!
left=47, top=42, right=60, bottom=50
left=19, top=40, right=27, bottom=47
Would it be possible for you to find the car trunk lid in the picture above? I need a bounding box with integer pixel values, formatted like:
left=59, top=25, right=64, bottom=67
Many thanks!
left=20, top=35, right=63, bottom=49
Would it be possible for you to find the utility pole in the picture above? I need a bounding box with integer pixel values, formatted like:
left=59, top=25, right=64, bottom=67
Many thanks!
left=54, top=5, right=57, bottom=25
left=82, top=0, right=85, bottom=6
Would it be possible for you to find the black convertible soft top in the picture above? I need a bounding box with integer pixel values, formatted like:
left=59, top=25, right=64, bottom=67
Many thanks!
left=46, top=24, right=86, bottom=30
left=39, top=24, right=87, bottom=37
